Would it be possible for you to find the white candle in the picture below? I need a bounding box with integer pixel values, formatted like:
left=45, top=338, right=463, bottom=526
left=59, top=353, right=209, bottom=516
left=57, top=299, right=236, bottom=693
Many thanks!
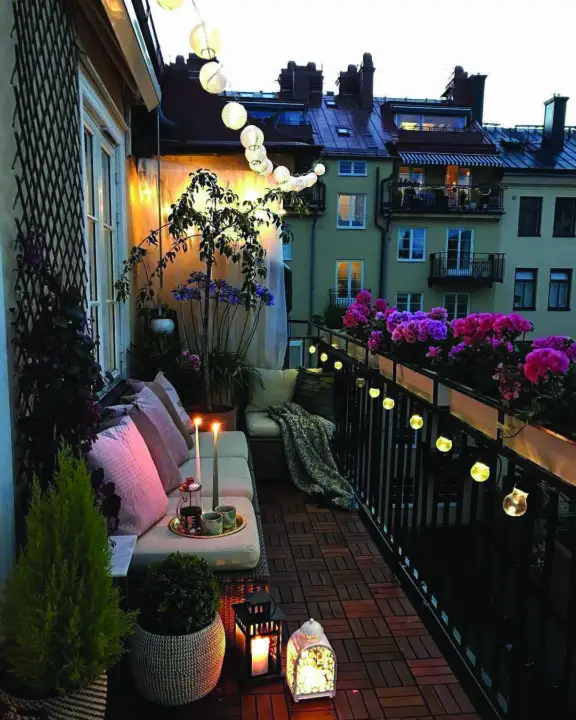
left=193, top=417, right=202, bottom=487
left=212, top=422, right=220, bottom=511
left=251, top=636, right=270, bottom=676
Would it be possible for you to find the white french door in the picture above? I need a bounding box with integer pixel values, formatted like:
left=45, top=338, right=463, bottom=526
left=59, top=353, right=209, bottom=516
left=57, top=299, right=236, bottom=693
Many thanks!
left=446, top=229, right=474, bottom=275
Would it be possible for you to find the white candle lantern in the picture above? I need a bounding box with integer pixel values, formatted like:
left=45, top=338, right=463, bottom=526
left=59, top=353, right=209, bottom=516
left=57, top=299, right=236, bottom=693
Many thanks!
left=287, top=619, right=336, bottom=702
left=233, top=590, right=284, bottom=681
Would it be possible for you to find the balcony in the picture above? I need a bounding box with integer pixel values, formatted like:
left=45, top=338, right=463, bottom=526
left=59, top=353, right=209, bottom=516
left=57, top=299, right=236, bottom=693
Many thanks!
left=283, top=180, right=326, bottom=215
left=429, top=252, right=505, bottom=287
left=328, top=289, right=356, bottom=308
left=386, top=183, right=504, bottom=214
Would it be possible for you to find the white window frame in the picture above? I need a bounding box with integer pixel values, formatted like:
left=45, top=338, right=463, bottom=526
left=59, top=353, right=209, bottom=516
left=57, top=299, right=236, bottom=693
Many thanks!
left=79, top=70, right=129, bottom=383
left=396, top=292, right=423, bottom=313
left=397, top=228, right=426, bottom=262
left=446, top=228, right=474, bottom=274
left=444, top=293, right=470, bottom=320
left=337, top=194, right=367, bottom=230
left=335, top=260, right=365, bottom=299
left=338, top=160, right=368, bottom=177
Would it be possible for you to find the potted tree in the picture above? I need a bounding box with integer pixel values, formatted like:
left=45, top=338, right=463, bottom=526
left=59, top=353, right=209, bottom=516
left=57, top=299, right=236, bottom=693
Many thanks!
left=0, top=446, right=134, bottom=718
left=130, top=553, right=225, bottom=706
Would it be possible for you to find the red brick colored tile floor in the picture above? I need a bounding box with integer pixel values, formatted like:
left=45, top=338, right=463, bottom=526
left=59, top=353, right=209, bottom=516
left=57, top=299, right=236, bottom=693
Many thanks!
left=106, top=480, right=484, bottom=719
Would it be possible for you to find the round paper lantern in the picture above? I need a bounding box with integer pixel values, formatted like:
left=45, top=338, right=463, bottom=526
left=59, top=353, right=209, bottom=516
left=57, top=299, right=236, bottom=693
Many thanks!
left=199, top=62, right=227, bottom=94
left=305, top=172, right=318, bottom=187
left=222, top=102, right=247, bottom=130
left=240, top=125, right=264, bottom=150
left=190, top=23, right=221, bottom=60
left=258, top=159, right=274, bottom=176
left=156, top=0, right=184, bottom=9
left=273, top=166, right=291, bottom=186
left=314, top=162, right=326, bottom=176
left=245, top=147, right=267, bottom=168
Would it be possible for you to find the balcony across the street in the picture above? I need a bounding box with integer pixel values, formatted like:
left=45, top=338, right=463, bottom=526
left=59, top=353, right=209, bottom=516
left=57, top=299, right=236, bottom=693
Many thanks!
left=429, top=252, right=505, bottom=287
left=387, top=184, right=505, bottom=213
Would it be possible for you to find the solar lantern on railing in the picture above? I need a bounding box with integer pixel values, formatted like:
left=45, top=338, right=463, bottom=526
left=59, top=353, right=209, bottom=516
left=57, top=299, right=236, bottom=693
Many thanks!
left=409, top=407, right=424, bottom=430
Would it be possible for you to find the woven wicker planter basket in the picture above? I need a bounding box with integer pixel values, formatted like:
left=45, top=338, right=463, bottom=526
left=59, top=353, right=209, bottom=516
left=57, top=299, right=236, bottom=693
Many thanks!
left=0, top=673, right=107, bottom=719
left=130, top=614, right=225, bottom=706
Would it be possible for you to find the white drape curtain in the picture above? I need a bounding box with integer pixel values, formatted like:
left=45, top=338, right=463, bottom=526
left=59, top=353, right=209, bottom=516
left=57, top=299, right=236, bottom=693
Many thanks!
left=130, top=155, right=287, bottom=369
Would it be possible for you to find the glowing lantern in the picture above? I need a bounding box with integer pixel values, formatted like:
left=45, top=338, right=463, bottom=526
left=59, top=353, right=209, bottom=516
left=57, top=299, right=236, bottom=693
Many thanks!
left=309, top=345, right=317, bottom=354
left=503, top=487, right=528, bottom=517
left=245, top=146, right=267, bottom=167
left=305, top=172, right=318, bottom=187
left=273, top=166, right=291, bottom=185
left=320, top=353, right=328, bottom=362
left=222, top=102, right=247, bottom=130
left=240, top=125, right=264, bottom=150
left=233, top=591, right=284, bottom=680
left=334, top=361, right=343, bottom=370
left=287, top=619, right=336, bottom=702
left=435, top=435, right=453, bottom=453
left=470, top=462, right=490, bottom=483
left=382, top=397, right=395, bottom=410
left=356, top=378, right=366, bottom=388
left=409, top=414, right=423, bottom=430
left=258, top=159, right=274, bottom=176
left=189, top=23, right=221, bottom=60
left=156, top=0, right=184, bottom=9
left=314, top=162, right=326, bottom=176
left=369, top=387, right=381, bottom=399
left=199, top=62, right=227, bottom=94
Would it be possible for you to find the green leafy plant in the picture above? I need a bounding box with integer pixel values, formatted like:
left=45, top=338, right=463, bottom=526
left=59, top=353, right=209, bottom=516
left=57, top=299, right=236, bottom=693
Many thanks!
left=134, top=554, right=220, bottom=636
left=0, top=446, right=134, bottom=697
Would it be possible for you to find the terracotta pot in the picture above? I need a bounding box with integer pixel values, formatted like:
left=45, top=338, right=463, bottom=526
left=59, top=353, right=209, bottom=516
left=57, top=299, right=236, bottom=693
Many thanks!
left=150, top=318, right=175, bottom=335
left=186, top=405, right=237, bottom=431
left=0, top=673, right=107, bottom=719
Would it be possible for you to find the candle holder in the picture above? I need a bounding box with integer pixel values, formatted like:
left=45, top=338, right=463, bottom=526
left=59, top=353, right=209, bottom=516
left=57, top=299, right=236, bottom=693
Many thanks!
left=287, top=619, right=337, bottom=702
left=176, top=479, right=202, bottom=534
left=233, top=590, right=284, bottom=682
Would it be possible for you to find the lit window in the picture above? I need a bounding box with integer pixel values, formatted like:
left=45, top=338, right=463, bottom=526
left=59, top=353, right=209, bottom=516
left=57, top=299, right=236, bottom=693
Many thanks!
left=548, top=270, right=571, bottom=310
left=338, top=160, right=367, bottom=176
left=337, top=194, right=366, bottom=229
left=335, top=260, right=364, bottom=301
left=514, top=269, right=537, bottom=310
left=396, top=292, right=423, bottom=313
left=444, top=293, right=470, bottom=320
left=399, top=166, right=425, bottom=185
left=397, top=228, right=426, bottom=261
left=395, top=114, right=466, bottom=131
left=336, top=127, right=351, bottom=136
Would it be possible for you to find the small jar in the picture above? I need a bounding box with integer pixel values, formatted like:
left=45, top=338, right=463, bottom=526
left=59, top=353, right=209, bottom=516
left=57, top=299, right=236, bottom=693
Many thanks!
left=176, top=478, right=202, bottom=533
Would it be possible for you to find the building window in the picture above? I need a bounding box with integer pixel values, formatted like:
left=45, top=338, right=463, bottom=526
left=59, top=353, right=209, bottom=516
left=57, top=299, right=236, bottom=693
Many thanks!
left=81, top=76, right=127, bottom=379
left=394, top=114, right=466, bottom=131
left=337, top=194, right=366, bottom=229
left=553, top=198, right=576, bottom=237
left=339, top=160, right=367, bottom=176
left=518, top=197, right=543, bottom=236
left=446, top=228, right=474, bottom=274
left=282, top=240, right=292, bottom=261
left=396, top=292, right=423, bottom=313
left=445, top=165, right=471, bottom=187
left=335, top=261, right=364, bottom=302
left=444, top=293, right=470, bottom=320
left=336, top=127, right=351, bottom=136
left=514, top=269, right=537, bottom=310
left=548, top=269, right=572, bottom=310
left=399, top=166, right=425, bottom=185
left=397, top=228, right=426, bottom=261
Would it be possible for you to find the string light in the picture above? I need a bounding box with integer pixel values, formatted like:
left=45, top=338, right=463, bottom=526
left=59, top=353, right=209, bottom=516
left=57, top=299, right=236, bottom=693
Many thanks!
left=503, top=487, right=528, bottom=517
left=334, top=361, right=343, bottom=371
left=320, top=353, right=328, bottom=362
left=258, top=159, right=274, bottom=176
left=435, top=436, right=453, bottom=453
left=222, top=102, right=247, bottom=130
left=309, top=345, right=317, bottom=354
left=273, top=166, right=291, bottom=185
left=314, top=163, right=326, bottom=176
left=409, top=414, right=424, bottom=430
left=189, top=23, right=221, bottom=60
left=369, top=388, right=380, bottom=399
left=240, top=125, right=264, bottom=150
left=156, top=0, right=184, bottom=9
left=356, top=378, right=366, bottom=388
left=245, top=146, right=267, bottom=167
left=382, top=397, right=395, bottom=410
left=199, top=62, right=227, bottom=94
left=470, top=462, right=490, bottom=483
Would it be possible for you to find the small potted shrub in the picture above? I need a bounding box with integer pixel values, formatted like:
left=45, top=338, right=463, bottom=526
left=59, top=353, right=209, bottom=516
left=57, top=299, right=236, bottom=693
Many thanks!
left=130, top=553, right=225, bottom=706
left=0, top=446, right=134, bottom=719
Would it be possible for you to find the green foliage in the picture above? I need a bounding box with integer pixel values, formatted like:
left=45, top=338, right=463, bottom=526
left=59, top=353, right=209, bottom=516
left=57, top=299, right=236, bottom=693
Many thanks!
left=207, top=350, right=263, bottom=407
left=0, top=446, right=135, bottom=697
left=135, top=554, right=220, bottom=636
left=322, top=304, right=346, bottom=330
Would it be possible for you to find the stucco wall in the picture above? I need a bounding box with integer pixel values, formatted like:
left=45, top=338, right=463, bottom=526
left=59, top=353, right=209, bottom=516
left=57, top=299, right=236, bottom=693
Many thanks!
left=494, top=175, right=576, bottom=337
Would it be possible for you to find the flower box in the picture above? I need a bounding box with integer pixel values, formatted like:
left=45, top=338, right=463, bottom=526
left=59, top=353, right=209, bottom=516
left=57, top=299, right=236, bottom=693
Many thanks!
left=368, top=352, right=380, bottom=369
left=379, top=356, right=394, bottom=380
left=379, top=357, right=449, bottom=406
left=319, top=330, right=331, bottom=344
left=449, top=390, right=499, bottom=439
left=503, top=417, right=576, bottom=486
left=346, top=343, right=366, bottom=363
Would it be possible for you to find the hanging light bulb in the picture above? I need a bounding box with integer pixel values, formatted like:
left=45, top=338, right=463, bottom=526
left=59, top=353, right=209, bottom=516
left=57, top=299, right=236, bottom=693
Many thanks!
left=309, top=345, right=317, bottom=354
left=273, top=166, right=291, bottom=186
left=409, top=414, right=424, bottom=430
left=369, top=388, right=381, bottom=399
left=240, top=125, right=264, bottom=150
left=470, top=462, right=490, bottom=483
left=334, top=361, right=343, bottom=370
left=314, top=162, right=326, bottom=176
left=258, top=159, right=274, bottom=176
left=156, top=0, right=184, bottom=9
left=356, top=378, right=366, bottom=388
left=320, top=353, right=328, bottom=362
left=199, top=62, right=227, bottom=94
left=436, top=435, right=453, bottom=453
left=189, top=23, right=221, bottom=60
left=245, top=146, right=267, bottom=167
left=503, top=487, right=528, bottom=517
left=222, top=102, right=247, bottom=130
left=382, top=397, right=395, bottom=410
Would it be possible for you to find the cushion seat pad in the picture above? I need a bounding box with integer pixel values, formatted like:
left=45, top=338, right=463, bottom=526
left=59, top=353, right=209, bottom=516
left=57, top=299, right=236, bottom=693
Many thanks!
left=177, top=457, right=253, bottom=501
left=245, top=412, right=281, bottom=439
left=132, top=496, right=260, bottom=570
left=197, top=431, right=248, bottom=460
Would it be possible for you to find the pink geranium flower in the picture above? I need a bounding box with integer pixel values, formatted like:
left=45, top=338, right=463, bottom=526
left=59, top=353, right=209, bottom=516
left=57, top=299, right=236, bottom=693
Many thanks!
left=523, top=348, right=570, bottom=383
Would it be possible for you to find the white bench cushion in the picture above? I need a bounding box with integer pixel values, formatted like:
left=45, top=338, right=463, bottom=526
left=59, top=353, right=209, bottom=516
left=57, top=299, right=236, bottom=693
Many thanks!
left=177, top=457, right=253, bottom=501
left=197, top=431, right=248, bottom=460
left=132, top=496, right=261, bottom=571
left=246, top=368, right=297, bottom=412
left=245, top=411, right=281, bottom=438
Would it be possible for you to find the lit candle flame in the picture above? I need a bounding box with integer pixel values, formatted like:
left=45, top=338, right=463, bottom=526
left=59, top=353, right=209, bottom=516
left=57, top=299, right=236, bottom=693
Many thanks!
left=194, top=417, right=203, bottom=428
left=212, top=422, right=221, bottom=436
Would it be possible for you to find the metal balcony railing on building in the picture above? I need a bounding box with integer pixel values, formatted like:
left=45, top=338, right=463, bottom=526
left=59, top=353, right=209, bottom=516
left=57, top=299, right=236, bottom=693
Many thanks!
left=328, top=290, right=357, bottom=308
left=429, top=252, right=505, bottom=287
left=386, top=184, right=504, bottom=214
left=283, top=181, right=326, bottom=215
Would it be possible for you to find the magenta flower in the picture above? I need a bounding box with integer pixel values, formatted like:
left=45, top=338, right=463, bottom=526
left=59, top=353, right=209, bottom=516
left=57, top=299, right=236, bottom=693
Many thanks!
left=428, top=307, right=448, bottom=322
left=374, top=298, right=388, bottom=312
left=368, top=330, right=383, bottom=352
left=449, top=342, right=467, bottom=359
left=355, top=289, right=372, bottom=306
left=493, top=313, right=532, bottom=338
left=182, top=350, right=201, bottom=371
left=426, top=346, right=441, bottom=359
left=532, top=335, right=573, bottom=351
left=524, top=348, right=570, bottom=384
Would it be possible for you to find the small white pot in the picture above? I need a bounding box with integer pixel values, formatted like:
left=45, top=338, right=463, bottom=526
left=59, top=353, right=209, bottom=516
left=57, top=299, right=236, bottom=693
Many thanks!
left=150, top=318, right=175, bottom=335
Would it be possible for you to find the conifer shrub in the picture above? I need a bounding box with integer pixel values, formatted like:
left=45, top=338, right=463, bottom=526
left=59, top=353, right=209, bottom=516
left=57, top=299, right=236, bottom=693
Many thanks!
left=0, top=445, right=135, bottom=697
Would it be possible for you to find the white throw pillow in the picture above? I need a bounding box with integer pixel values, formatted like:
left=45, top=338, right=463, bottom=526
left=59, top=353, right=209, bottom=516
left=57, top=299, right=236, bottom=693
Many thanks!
left=247, top=368, right=298, bottom=411
left=154, top=371, right=192, bottom=430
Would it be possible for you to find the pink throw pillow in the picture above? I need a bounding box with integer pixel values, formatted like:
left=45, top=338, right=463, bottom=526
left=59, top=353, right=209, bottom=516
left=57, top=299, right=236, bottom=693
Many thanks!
left=134, top=386, right=189, bottom=466
left=88, top=416, right=168, bottom=536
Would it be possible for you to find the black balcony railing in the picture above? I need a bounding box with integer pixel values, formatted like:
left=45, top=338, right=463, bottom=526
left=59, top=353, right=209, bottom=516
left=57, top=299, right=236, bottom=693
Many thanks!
left=284, top=181, right=326, bottom=214
left=288, top=321, right=576, bottom=719
left=387, top=184, right=504, bottom=213
left=429, top=252, right=505, bottom=287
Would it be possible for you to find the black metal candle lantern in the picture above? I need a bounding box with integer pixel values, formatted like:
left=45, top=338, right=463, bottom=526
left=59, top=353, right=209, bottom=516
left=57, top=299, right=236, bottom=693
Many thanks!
left=233, top=590, right=284, bottom=681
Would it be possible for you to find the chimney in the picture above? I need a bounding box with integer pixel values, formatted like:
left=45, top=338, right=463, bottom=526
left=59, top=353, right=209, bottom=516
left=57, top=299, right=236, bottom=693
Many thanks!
left=543, top=95, right=569, bottom=153
left=277, top=61, right=323, bottom=105
left=468, top=74, right=486, bottom=124
left=443, top=66, right=486, bottom=123
left=278, top=61, right=296, bottom=100
left=359, top=52, right=374, bottom=110
left=337, top=64, right=360, bottom=98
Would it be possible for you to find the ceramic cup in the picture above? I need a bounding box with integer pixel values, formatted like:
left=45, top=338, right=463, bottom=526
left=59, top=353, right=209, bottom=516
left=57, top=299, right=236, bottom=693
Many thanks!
left=215, top=505, right=237, bottom=530
left=201, top=511, right=223, bottom=536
